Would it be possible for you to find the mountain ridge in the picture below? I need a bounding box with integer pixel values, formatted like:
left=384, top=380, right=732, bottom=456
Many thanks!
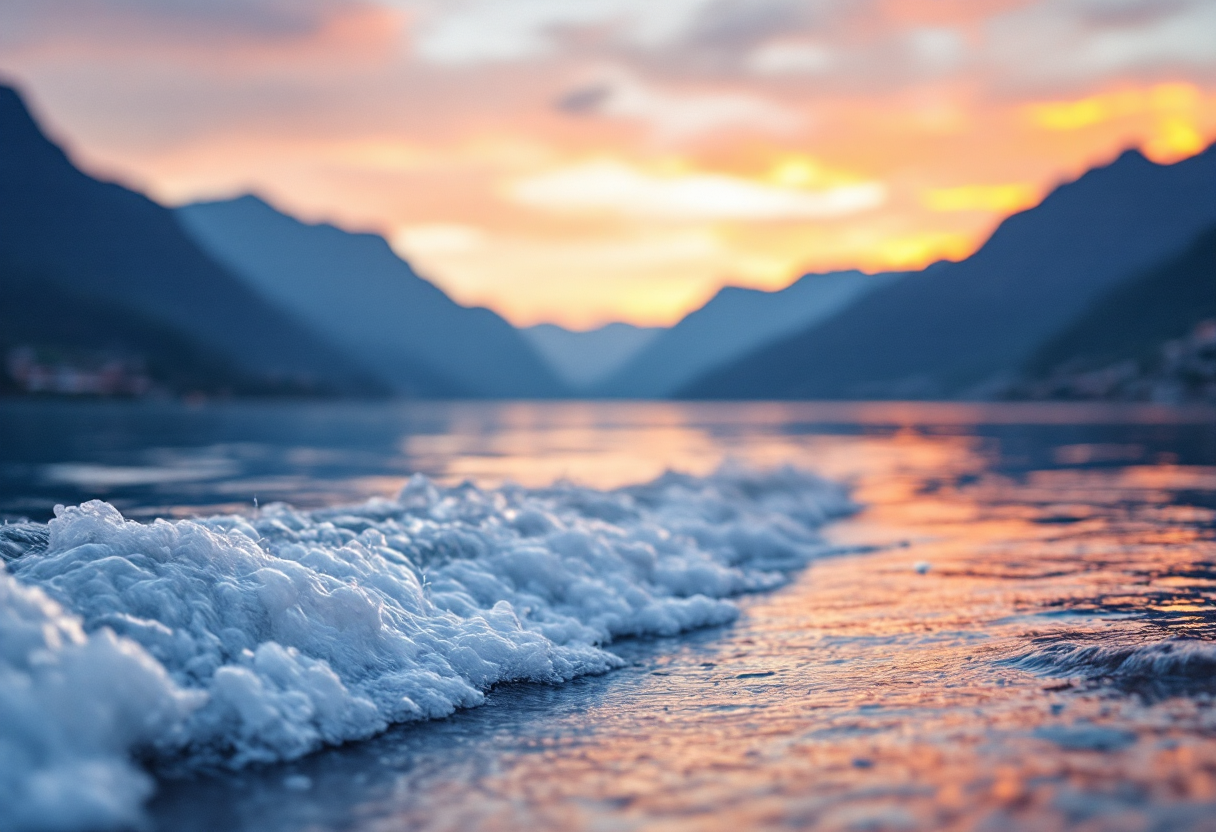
left=595, top=268, right=901, bottom=398
left=1007, top=221, right=1216, bottom=400
left=682, top=144, right=1216, bottom=400
left=0, top=84, right=380, bottom=395
left=177, top=194, right=568, bottom=398
left=522, top=322, right=663, bottom=391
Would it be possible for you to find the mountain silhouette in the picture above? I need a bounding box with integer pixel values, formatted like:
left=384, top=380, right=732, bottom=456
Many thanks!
left=522, top=322, right=662, bottom=391
left=0, top=257, right=274, bottom=396
left=1017, top=222, right=1216, bottom=384
left=682, top=144, right=1216, bottom=400
left=0, top=84, right=378, bottom=395
left=596, top=270, right=899, bottom=398
left=177, top=196, right=567, bottom=398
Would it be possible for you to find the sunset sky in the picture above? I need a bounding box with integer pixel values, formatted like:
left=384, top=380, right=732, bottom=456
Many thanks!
left=2, top=0, right=1214, bottom=329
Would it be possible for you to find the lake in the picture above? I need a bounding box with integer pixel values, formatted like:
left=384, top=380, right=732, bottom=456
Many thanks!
left=2, top=399, right=1214, bottom=831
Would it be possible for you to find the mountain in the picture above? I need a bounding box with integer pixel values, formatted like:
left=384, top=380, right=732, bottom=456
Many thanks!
left=1, top=258, right=269, bottom=396
left=594, top=270, right=900, bottom=398
left=1007, top=222, right=1216, bottom=400
left=0, top=84, right=377, bottom=395
left=1022, top=222, right=1216, bottom=377
left=522, top=323, right=663, bottom=391
left=683, top=144, right=1216, bottom=400
left=177, top=196, right=567, bottom=398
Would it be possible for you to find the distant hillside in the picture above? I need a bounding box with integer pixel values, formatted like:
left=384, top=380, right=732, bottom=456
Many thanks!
left=596, top=270, right=900, bottom=398
left=683, top=144, right=1216, bottom=400
left=1007, top=319, right=1216, bottom=404
left=522, top=323, right=663, bottom=391
left=0, top=259, right=282, bottom=396
left=1007, top=223, right=1216, bottom=402
left=1023, top=223, right=1216, bottom=376
left=177, top=196, right=567, bottom=398
left=0, top=85, right=377, bottom=396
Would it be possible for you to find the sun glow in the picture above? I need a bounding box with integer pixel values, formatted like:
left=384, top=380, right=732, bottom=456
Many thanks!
left=4, top=2, right=1215, bottom=327
left=871, top=233, right=975, bottom=270
left=922, top=184, right=1039, bottom=214
left=1027, top=84, right=1201, bottom=131
left=1025, top=83, right=1212, bottom=163
left=508, top=160, right=887, bottom=222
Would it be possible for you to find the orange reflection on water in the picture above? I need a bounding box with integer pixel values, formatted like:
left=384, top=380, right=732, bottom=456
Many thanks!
left=347, top=403, right=1216, bottom=831
left=147, top=401, right=1216, bottom=832
left=399, top=401, right=1214, bottom=489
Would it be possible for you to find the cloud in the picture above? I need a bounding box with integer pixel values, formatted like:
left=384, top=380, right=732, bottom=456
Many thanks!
left=1025, top=82, right=1202, bottom=130
left=555, top=71, right=802, bottom=140
left=402, top=0, right=868, bottom=74
left=509, top=160, right=885, bottom=221
left=0, top=0, right=369, bottom=47
left=1023, top=82, right=1210, bottom=161
left=987, top=0, right=1216, bottom=85
left=745, top=26, right=967, bottom=83
left=747, top=41, right=834, bottom=76
left=555, top=84, right=613, bottom=114
left=4, top=0, right=1214, bottom=330
left=905, top=27, right=966, bottom=73
left=921, top=183, right=1038, bottom=213
left=406, top=0, right=717, bottom=65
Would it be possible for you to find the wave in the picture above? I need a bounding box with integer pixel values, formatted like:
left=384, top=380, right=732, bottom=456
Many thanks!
left=1010, top=638, right=1216, bottom=684
left=0, top=465, right=851, bottom=831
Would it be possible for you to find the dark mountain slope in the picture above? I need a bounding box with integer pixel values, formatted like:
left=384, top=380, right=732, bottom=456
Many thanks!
left=596, top=269, right=899, bottom=398
left=177, top=196, right=567, bottom=398
left=0, top=84, right=379, bottom=394
left=0, top=258, right=276, bottom=396
left=522, top=322, right=662, bottom=392
left=683, top=145, right=1216, bottom=400
left=1018, top=222, right=1216, bottom=380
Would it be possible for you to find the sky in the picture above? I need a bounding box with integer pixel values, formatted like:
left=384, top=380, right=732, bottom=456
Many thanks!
left=1, top=1, right=1214, bottom=329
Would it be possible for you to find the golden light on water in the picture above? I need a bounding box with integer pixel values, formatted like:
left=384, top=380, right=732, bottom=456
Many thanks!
left=299, top=401, right=1216, bottom=831
left=6, top=400, right=1211, bottom=829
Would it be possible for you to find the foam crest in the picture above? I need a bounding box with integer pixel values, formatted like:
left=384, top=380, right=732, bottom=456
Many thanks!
left=0, top=466, right=851, bottom=830
left=0, top=572, right=197, bottom=831
left=1011, top=638, right=1216, bottom=685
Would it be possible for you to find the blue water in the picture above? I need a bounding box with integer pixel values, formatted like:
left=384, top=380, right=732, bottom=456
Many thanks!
left=2, top=399, right=1215, bottom=831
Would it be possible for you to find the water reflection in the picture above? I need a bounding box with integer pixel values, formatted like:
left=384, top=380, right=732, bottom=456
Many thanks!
left=30, top=400, right=1195, bottom=831
left=3, top=400, right=1213, bottom=521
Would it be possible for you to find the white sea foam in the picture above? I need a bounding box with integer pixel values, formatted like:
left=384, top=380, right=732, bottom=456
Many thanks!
left=0, top=465, right=851, bottom=830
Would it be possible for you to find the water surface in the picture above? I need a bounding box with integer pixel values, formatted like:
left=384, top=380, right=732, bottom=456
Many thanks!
left=2, top=400, right=1214, bottom=830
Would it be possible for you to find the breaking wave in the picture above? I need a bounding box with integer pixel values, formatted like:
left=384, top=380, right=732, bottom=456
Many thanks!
left=1010, top=638, right=1216, bottom=686
left=0, top=466, right=851, bottom=831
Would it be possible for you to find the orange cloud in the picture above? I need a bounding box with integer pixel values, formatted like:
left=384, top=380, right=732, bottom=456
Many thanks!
left=1, top=1, right=403, bottom=70
left=922, top=183, right=1038, bottom=213
left=3, top=2, right=1215, bottom=328
left=1025, top=82, right=1213, bottom=163
left=508, top=160, right=886, bottom=222
left=1027, top=83, right=1201, bottom=131
left=869, top=232, right=974, bottom=270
